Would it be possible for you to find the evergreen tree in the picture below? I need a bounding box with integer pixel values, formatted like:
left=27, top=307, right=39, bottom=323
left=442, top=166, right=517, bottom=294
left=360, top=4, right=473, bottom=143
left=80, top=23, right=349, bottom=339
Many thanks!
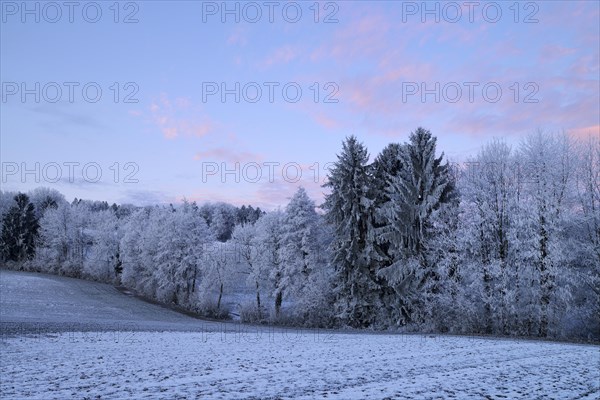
left=29, top=187, right=65, bottom=219
left=323, top=136, right=380, bottom=328
left=376, top=128, right=456, bottom=325
left=1, top=193, right=39, bottom=262
left=370, top=143, right=405, bottom=320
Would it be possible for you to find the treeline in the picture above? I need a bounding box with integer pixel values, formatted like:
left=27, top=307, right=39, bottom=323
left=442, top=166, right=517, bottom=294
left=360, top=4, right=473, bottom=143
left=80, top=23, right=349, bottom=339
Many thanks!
left=1, top=128, right=598, bottom=340
left=0, top=186, right=332, bottom=325
left=324, top=129, right=599, bottom=341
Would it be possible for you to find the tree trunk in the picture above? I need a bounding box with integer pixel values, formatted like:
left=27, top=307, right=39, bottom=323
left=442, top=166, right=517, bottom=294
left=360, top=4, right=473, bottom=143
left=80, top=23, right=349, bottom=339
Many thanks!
left=217, top=282, right=223, bottom=310
left=275, top=290, right=283, bottom=318
left=255, top=280, right=262, bottom=320
left=483, top=264, right=493, bottom=335
left=539, top=216, right=550, bottom=337
left=191, top=265, right=197, bottom=297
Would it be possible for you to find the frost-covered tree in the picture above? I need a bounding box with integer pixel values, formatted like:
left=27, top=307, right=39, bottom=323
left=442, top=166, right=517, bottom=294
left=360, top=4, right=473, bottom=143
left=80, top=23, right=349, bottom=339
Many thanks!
left=323, top=135, right=380, bottom=328
left=83, top=208, right=122, bottom=283
left=278, top=187, right=335, bottom=324
left=0, top=191, right=17, bottom=235
left=35, top=201, right=91, bottom=276
left=231, top=222, right=265, bottom=319
left=375, top=128, right=456, bottom=326
left=1, top=193, right=39, bottom=262
left=518, top=130, right=575, bottom=337
left=120, top=206, right=159, bottom=294
left=120, top=202, right=210, bottom=307
left=371, top=143, right=404, bottom=266
left=69, top=202, right=92, bottom=276
left=201, top=241, right=234, bottom=316
left=570, top=134, right=600, bottom=338
left=236, top=205, right=264, bottom=225
left=254, top=210, right=284, bottom=319
left=201, top=202, right=238, bottom=242
left=280, top=189, right=319, bottom=302
left=456, top=131, right=581, bottom=338
left=153, top=202, right=210, bottom=306
left=35, top=202, right=71, bottom=273
left=369, top=144, right=405, bottom=321
left=426, top=193, right=465, bottom=332
left=28, top=187, right=66, bottom=219
left=575, top=135, right=600, bottom=267
left=460, top=139, right=522, bottom=334
left=294, top=214, right=335, bottom=326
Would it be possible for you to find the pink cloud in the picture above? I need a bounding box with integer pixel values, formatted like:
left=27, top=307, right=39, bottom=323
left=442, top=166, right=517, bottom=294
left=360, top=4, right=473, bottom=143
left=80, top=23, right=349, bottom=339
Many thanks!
left=263, top=44, right=298, bottom=66
left=193, top=148, right=263, bottom=164
left=569, top=53, right=600, bottom=77
left=227, top=27, right=248, bottom=46
left=539, top=44, right=577, bottom=63
left=320, top=17, right=598, bottom=141
left=313, top=112, right=341, bottom=130
left=175, top=97, right=191, bottom=109
left=311, top=12, right=390, bottom=63
left=570, top=125, right=600, bottom=140
left=138, top=93, right=216, bottom=140
left=162, top=127, right=178, bottom=139
left=339, top=62, right=437, bottom=117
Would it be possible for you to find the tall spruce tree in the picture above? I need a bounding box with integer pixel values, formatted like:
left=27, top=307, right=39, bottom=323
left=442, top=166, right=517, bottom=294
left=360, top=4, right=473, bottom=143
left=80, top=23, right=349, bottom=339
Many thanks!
left=371, top=143, right=405, bottom=320
left=323, top=136, right=380, bottom=328
left=376, top=128, right=456, bottom=325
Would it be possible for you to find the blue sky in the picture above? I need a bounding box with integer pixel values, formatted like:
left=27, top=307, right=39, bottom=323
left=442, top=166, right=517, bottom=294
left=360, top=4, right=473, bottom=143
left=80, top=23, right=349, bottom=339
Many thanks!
left=1, top=0, right=598, bottom=208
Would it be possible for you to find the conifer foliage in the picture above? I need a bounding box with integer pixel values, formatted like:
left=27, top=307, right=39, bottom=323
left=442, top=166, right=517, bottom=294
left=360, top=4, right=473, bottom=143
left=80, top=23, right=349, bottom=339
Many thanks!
left=1, top=194, right=39, bottom=262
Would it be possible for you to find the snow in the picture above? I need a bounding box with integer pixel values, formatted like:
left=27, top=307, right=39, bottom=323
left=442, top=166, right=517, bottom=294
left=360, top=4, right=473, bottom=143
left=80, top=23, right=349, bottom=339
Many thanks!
left=0, top=270, right=210, bottom=333
left=2, top=270, right=599, bottom=399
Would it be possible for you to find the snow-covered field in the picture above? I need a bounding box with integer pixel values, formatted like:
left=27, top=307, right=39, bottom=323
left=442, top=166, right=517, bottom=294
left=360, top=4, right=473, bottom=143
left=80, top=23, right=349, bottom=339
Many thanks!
left=1, top=270, right=599, bottom=399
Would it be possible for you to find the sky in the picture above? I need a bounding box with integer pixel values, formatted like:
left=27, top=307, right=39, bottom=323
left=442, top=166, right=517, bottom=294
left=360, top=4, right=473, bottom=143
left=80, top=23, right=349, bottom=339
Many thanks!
left=1, top=0, right=599, bottom=209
